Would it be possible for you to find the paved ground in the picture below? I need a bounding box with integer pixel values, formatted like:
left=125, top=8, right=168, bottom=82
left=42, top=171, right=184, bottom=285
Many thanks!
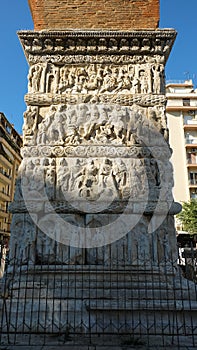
left=0, top=344, right=196, bottom=350
left=0, top=346, right=196, bottom=350
left=0, top=334, right=196, bottom=350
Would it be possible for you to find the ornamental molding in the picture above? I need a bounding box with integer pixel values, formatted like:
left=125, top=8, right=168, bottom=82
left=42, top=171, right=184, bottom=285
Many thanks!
left=18, top=29, right=177, bottom=64
left=21, top=145, right=171, bottom=160
left=27, top=54, right=165, bottom=65
left=25, top=93, right=166, bottom=107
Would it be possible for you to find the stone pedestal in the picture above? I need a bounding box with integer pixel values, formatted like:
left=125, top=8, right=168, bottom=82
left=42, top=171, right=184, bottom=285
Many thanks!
left=1, top=29, right=197, bottom=348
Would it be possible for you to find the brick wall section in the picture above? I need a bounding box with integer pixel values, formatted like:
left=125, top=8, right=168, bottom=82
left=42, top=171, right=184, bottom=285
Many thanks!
left=28, top=0, right=160, bottom=31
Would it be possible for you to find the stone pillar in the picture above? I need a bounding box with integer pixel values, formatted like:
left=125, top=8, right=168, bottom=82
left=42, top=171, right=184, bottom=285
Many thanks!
left=2, top=1, right=197, bottom=346
left=10, top=28, right=178, bottom=267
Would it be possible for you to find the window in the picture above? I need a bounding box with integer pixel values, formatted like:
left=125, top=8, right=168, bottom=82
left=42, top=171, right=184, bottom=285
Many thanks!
left=189, top=172, right=197, bottom=185
left=183, top=98, right=190, bottom=106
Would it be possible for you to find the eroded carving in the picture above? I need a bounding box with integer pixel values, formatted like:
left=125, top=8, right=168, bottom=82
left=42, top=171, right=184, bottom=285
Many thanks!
left=23, top=104, right=167, bottom=147
left=27, top=62, right=165, bottom=96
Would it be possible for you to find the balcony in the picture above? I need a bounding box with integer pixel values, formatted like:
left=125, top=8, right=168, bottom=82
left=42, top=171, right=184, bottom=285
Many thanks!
left=184, top=119, right=197, bottom=125
left=0, top=209, right=8, bottom=218
left=0, top=155, right=12, bottom=168
left=189, top=179, right=197, bottom=187
left=0, top=170, right=11, bottom=185
left=185, top=138, right=197, bottom=146
left=0, top=191, right=10, bottom=201
left=184, top=119, right=197, bottom=130
left=187, top=159, right=197, bottom=168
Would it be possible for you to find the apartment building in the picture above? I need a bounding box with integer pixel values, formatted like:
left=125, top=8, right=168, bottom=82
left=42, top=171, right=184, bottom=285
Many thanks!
left=166, top=80, right=197, bottom=230
left=0, top=112, right=22, bottom=242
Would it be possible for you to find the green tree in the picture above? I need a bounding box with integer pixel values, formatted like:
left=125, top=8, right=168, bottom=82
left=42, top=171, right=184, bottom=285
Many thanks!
left=177, top=199, right=197, bottom=234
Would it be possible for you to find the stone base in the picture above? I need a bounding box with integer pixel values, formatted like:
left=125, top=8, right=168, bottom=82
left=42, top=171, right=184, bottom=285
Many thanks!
left=0, top=266, right=197, bottom=348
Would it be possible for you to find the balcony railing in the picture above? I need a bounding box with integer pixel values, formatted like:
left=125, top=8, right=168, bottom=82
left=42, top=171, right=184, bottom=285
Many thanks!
left=184, top=120, right=197, bottom=125
left=187, top=159, right=197, bottom=165
left=0, top=191, right=10, bottom=201
left=0, top=210, right=8, bottom=218
left=185, top=138, right=197, bottom=145
left=189, top=179, right=197, bottom=186
left=0, top=169, right=11, bottom=179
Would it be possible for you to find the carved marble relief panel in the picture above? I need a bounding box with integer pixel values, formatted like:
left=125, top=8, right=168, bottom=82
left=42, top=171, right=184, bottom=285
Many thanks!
left=18, top=152, right=174, bottom=206
left=27, top=62, right=165, bottom=96
left=22, top=104, right=168, bottom=147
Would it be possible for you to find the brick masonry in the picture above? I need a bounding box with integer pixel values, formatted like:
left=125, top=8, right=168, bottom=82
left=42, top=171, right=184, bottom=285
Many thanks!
left=28, top=0, right=160, bottom=31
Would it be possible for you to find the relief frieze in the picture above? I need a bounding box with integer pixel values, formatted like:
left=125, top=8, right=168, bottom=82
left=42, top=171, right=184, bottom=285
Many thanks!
left=26, top=62, right=165, bottom=98
left=22, top=104, right=168, bottom=147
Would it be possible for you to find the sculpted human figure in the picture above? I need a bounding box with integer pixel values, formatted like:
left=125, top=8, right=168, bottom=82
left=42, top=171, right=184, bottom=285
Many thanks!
left=131, top=219, right=150, bottom=264
left=37, top=105, right=56, bottom=144
left=23, top=106, right=39, bottom=138
left=100, top=158, right=117, bottom=198
left=83, top=106, right=101, bottom=141
left=28, top=64, right=43, bottom=92
left=112, top=160, right=127, bottom=198
left=152, top=64, right=164, bottom=94
left=45, top=159, right=56, bottom=199
left=107, top=105, right=126, bottom=143
left=94, top=108, right=110, bottom=143
left=157, top=227, right=170, bottom=263
left=48, top=105, right=66, bottom=143
left=131, top=76, right=139, bottom=93
left=99, top=68, right=117, bottom=93
left=24, top=159, right=45, bottom=195
left=139, top=70, right=149, bottom=94
left=58, top=66, right=70, bottom=93
left=85, top=70, right=101, bottom=92
left=45, top=64, right=60, bottom=93
left=10, top=215, right=36, bottom=265
left=114, top=68, right=132, bottom=93
left=57, top=158, right=70, bottom=195
left=78, top=159, right=100, bottom=200
left=69, top=159, right=85, bottom=191
left=64, top=117, right=79, bottom=144
left=67, top=68, right=77, bottom=91
left=72, top=67, right=87, bottom=93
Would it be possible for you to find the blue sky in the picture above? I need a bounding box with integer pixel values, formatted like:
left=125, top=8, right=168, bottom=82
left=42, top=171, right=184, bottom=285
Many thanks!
left=0, top=0, right=197, bottom=133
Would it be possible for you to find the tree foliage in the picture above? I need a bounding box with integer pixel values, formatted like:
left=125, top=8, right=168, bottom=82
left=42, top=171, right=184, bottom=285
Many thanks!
left=177, top=199, right=197, bottom=234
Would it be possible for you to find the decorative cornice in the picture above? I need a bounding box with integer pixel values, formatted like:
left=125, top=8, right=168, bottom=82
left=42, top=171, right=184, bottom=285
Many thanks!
left=18, top=29, right=177, bottom=38
left=18, top=29, right=177, bottom=64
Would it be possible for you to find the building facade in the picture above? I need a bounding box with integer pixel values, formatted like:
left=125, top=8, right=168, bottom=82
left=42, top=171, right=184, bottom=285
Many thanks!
left=166, top=80, right=197, bottom=230
left=0, top=112, right=22, bottom=242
